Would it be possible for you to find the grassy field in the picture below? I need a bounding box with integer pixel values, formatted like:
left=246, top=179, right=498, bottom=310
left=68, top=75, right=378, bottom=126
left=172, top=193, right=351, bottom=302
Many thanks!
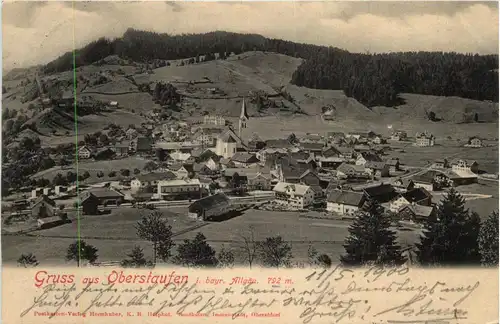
left=2, top=207, right=420, bottom=265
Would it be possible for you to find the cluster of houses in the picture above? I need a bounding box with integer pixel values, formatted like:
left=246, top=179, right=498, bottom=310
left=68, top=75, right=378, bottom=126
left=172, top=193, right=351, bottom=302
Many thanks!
left=16, top=99, right=486, bottom=228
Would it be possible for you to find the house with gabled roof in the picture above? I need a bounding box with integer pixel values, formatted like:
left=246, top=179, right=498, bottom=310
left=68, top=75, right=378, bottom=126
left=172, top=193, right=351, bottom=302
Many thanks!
left=31, top=195, right=56, bottom=219
left=393, top=178, right=415, bottom=193
left=356, top=152, right=383, bottom=166
left=230, top=152, right=260, bottom=168
left=80, top=188, right=125, bottom=214
left=398, top=204, right=435, bottom=223
left=78, top=146, right=93, bottom=159
left=451, top=159, right=479, bottom=174
left=360, top=183, right=398, bottom=204
left=336, top=163, right=369, bottom=179
left=130, top=172, right=177, bottom=192
left=465, top=136, right=483, bottom=148
left=389, top=187, right=432, bottom=212
left=364, top=161, right=390, bottom=178
left=273, top=182, right=315, bottom=209
left=215, top=127, right=246, bottom=159
left=326, top=189, right=366, bottom=216
left=188, top=193, right=232, bottom=221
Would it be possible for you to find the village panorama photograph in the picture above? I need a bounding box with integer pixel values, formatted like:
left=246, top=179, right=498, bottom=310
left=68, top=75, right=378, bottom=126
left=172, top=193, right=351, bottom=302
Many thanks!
left=1, top=1, right=499, bottom=269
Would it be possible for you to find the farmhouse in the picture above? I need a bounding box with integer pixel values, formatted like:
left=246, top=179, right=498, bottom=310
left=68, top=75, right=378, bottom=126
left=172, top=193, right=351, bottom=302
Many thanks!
left=392, top=178, right=415, bottom=192
left=356, top=152, right=383, bottom=166
left=132, top=137, right=153, bottom=155
left=299, top=142, right=325, bottom=155
left=326, top=190, right=366, bottom=216
left=390, top=130, right=407, bottom=141
left=130, top=172, right=177, bottom=192
left=432, top=159, right=449, bottom=169
left=188, top=193, right=232, bottom=221
left=466, top=137, right=483, bottom=148
left=256, top=148, right=288, bottom=164
left=415, top=132, right=435, bottom=147
left=398, top=204, right=435, bottom=223
left=360, top=183, right=398, bottom=204
left=411, top=173, right=437, bottom=191
left=347, top=131, right=375, bottom=140
left=273, top=182, right=315, bottom=209
left=80, top=189, right=125, bottom=215
left=300, top=133, right=324, bottom=144
left=169, top=163, right=192, bottom=179
left=247, top=173, right=272, bottom=190
left=231, top=152, right=260, bottom=168
left=125, top=128, right=139, bottom=140
left=389, top=188, right=432, bottom=212
left=157, top=179, right=201, bottom=200
left=78, top=146, right=93, bottom=159
left=37, top=216, right=68, bottom=230
left=451, top=159, right=479, bottom=174
left=364, top=161, right=390, bottom=178
left=386, top=158, right=400, bottom=173
left=113, top=142, right=130, bottom=156
left=336, top=163, right=369, bottom=179
left=31, top=195, right=56, bottom=219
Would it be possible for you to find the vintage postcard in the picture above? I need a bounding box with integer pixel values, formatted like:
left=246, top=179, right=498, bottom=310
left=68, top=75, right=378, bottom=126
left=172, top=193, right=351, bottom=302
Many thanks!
left=1, top=1, right=499, bottom=323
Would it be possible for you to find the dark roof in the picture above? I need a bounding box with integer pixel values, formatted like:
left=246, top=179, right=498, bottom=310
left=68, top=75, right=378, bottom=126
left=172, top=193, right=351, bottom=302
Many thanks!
left=300, top=142, right=324, bottom=152
left=363, top=183, right=396, bottom=197
left=386, top=158, right=400, bottom=166
left=135, top=172, right=176, bottom=182
left=193, top=163, right=210, bottom=172
left=393, top=178, right=414, bottom=188
left=365, top=161, right=387, bottom=170
left=231, top=152, right=259, bottom=163
left=33, top=195, right=56, bottom=207
left=327, top=190, right=365, bottom=206
left=358, top=152, right=382, bottom=162
left=336, top=163, right=366, bottom=174
left=188, top=193, right=231, bottom=212
left=412, top=170, right=443, bottom=184
left=84, top=188, right=124, bottom=199
left=402, top=188, right=432, bottom=203
left=136, top=137, right=152, bottom=151
left=265, top=139, right=293, bottom=148
left=321, top=146, right=341, bottom=158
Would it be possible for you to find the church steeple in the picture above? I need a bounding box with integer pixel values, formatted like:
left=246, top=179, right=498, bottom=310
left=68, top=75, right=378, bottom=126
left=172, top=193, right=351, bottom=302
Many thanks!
left=238, top=98, right=249, bottom=138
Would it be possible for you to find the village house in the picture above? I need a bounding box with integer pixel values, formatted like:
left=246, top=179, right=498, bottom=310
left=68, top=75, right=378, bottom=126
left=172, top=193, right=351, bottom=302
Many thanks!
left=247, top=173, right=272, bottom=191
left=157, top=179, right=201, bottom=200
left=415, top=132, right=435, bottom=147
left=31, top=195, right=56, bottom=219
left=390, top=130, right=407, bottom=141
left=31, top=188, right=44, bottom=199
left=188, top=193, right=232, bottom=221
left=256, top=148, right=288, bottom=165
left=94, top=148, right=115, bottom=160
left=203, top=115, right=227, bottom=126
left=125, top=128, right=139, bottom=140
left=371, top=135, right=385, bottom=145
left=130, top=172, right=177, bottom=192
left=113, top=142, right=130, bottom=157
left=273, top=182, right=315, bottom=209
left=300, top=133, right=324, bottom=144
left=346, top=131, right=376, bottom=140
left=78, top=146, right=93, bottom=159
left=132, top=137, right=153, bottom=156
left=316, top=146, right=343, bottom=169
left=192, top=127, right=224, bottom=147
left=364, top=161, right=390, bottom=178
left=193, top=163, right=213, bottom=175
left=389, top=188, right=433, bottom=212
left=432, top=159, right=449, bottom=169
left=355, top=152, right=383, bottom=166
left=398, top=204, right=435, bottom=223
left=326, top=189, right=366, bottom=216
left=451, top=159, right=479, bottom=174
left=359, top=183, right=398, bottom=204
left=299, top=142, right=325, bottom=155
left=230, top=152, right=260, bottom=168
left=336, top=147, right=356, bottom=160
left=169, top=163, right=193, bottom=179
left=466, top=137, right=483, bottom=148
left=80, top=189, right=125, bottom=215
left=37, top=216, right=68, bottom=230
left=247, top=134, right=266, bottom=152
left=386, top=158, right=401, bottom=173
left=336, top=163, right=369, bottom=179
left=392, top=178, right=415, bottom=193
left=411, top=173, right=437, bottom=192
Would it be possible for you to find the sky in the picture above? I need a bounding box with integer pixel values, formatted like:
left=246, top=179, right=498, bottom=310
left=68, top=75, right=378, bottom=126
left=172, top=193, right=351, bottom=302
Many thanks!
left=2, top=1, right=499, bottom=71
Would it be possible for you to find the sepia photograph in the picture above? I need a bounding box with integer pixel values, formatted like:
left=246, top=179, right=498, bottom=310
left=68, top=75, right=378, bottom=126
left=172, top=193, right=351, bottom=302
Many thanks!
left=1, top=1, right=498, bottom=273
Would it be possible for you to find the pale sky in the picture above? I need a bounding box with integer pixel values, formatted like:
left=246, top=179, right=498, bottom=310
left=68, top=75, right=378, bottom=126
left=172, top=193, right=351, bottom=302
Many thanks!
left=2, top=1, right=499, bottom=71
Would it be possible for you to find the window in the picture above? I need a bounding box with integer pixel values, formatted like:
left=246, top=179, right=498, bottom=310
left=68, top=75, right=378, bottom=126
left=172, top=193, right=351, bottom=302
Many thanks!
left=233, top=148, right=236, bottom=153
left=224, top=148, right=226, bottom=153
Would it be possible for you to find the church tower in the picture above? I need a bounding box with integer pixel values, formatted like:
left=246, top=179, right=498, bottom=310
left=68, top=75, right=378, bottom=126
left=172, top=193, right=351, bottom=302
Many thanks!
left=238, top=98, right=249, bottom=138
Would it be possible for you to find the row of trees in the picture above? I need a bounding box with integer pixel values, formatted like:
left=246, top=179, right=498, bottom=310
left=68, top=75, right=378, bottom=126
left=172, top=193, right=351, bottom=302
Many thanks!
left=42, top=30, right=498, bottom=107
left=342, top=188, right=498, bottom=266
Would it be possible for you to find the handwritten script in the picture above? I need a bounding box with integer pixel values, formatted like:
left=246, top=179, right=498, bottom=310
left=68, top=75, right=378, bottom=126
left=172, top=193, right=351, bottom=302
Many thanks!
left=17, top=266, right=487, bottom=324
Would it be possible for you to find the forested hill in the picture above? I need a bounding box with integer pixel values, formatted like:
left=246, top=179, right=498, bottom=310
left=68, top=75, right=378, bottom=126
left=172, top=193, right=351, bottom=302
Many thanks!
left=43, top=29, right=499, bottom=107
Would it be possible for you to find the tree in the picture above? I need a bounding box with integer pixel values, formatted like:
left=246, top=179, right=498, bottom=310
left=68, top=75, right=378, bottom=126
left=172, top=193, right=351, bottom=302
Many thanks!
left=135, top=211, right=174, bottom=264
left=156, top=149, right=166, bottom=162
left=120, top=169, right=130, bottom=177
left=66, top=240, right=98, bottom=267
left=99, top=134, right=109, bottom=145
left=217, top=245, right=235, bottom=268
left=121, top=246, right=152, bottom=268
left=133, top=168, right=140, bottom=175
left=108, top=171, right=116, bottom=177
left=257, top=236, right=293, bottom=268
left=82, top=171, right=91, bottom=179
left=341, top=199, right=405, bottom=266
left=96, top=171, right=104, bottom=178
left=317, top=254, right=332, bottom=268
left=417, top=188, right=481, bottom=265
left=143, top=161, right=158, bottom=172
left=238, top=225, right=258, bottom=268
left=17, top=253, right=39, bottom=268
left=287, top=133, right=297, bottom=144
left=306, top=245, right=331, bottom=268
left=173, top=232, right=218, bottom=267
left=478, top=211, right=499, bottom=266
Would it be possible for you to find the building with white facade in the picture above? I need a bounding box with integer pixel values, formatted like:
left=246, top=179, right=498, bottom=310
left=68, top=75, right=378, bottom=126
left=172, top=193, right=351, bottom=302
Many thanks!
left=326, top=190, right=366, bottom=216
left=415, top=132, right=435, bottom=147
left=157, top=179, right=201, bottom=200
left=273, top=182, right=314, bottom=209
